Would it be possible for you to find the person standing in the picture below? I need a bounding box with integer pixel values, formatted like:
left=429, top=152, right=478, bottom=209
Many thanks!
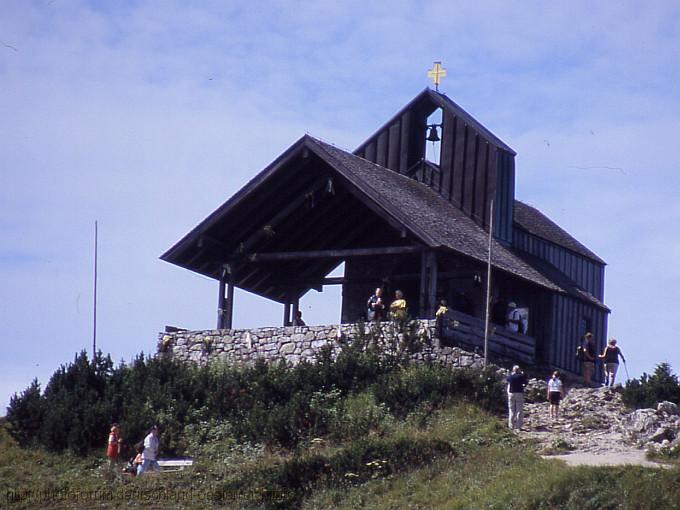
left=506, top=365, right=527, bottom=430
left=292, top=310, right=306, bottom=326
left=599, top=338, right=626, bottom=387
left=547, top=371, right=565, bottom=421
left=581, top=333, right=597, bottom=386
left=139, top=425, right=160, bottom=475
left=389, top=290, right=407, bottom=321
left=506, top=302, right=522, bottom=333
left=435, top=299, right=449, bottom=319
left=106, top=425, right=122, bottom=477
left=366, top=287, right=386, bottom=321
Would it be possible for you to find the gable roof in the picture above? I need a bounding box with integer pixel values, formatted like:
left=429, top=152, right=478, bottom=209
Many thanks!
left=310, top=138, right=606, bottom=309
left=513, top=201, right=605, bottom=264
left=354, top=88, right=516, bottom=156
left=162, top=135, right=606, bottom=309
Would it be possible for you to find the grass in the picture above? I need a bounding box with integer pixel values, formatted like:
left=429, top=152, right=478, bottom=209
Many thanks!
left=3, top=402, right=680, bottom=510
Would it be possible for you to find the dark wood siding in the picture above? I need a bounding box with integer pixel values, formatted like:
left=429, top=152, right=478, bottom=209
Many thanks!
left=387, top=122, right=401, bottom=170
left=513, top=228, right=605, bottom=300
left=451, top=118, right=467, bottom=209
left=549, top=294, right=607, bottom=379
left=494, top=151, right=514, bottom=244
left=353, top=93, right=513, bottom=240
left=398, top=111, right=411, bottom=173
left=376, top=130, right=388, bottom=167
left=439, top=109, right=455, bottom=200
left=474, top=140, right=489, bottom=225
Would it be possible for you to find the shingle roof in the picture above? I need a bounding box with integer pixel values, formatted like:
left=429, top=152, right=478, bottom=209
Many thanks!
left=309, top=138, right=606, bottom=309
left=162, top=134, right=605, bottom=309
left=513, top=201, right=605, bottom=264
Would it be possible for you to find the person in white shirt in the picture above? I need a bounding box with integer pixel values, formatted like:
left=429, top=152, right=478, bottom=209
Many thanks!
left=506, top=302, right=522, bottom=333
left=138, top=425, right=160, bottom=475
left=547, top=371, right=565, bottom=421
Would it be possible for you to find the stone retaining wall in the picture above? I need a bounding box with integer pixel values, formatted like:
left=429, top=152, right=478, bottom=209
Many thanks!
left=158, top=319, right=486, bottom=369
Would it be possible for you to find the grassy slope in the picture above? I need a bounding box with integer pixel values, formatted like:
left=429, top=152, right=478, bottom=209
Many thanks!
left=3, top=406, right=680, bottom=510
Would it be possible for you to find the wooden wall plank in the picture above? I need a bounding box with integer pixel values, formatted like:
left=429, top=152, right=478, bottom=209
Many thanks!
left=439, top=110, right=456, bottom=200
left=463, top=131, right=478, bottom=219
left=452, top=118, right=467, bottom=208
left=364, top=141, right=376, bottom=163
left=387, top=121, right=401, bottom=171
left=376, top=130, right=388, bottom=167
left=474, top=140, right=489, bottom=226
left=485, top=147, right=498, bottom=232
left=399, top=111, right=410, bottom=173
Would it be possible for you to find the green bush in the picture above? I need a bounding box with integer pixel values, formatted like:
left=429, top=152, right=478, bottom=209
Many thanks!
left=244, top=435, right=456, bottom=509
left=5, top=379, right=44, bottom=448
left=330, top=392, right=392, bottom=440
left=372, top=364, right=505, bottom=417
left=5, top=329, right=503, bottom=456
left=622, top=363, right=680, bottom=409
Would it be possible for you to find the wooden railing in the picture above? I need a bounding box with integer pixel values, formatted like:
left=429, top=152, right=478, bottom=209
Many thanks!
left=437, top=309, right=535, bottom=365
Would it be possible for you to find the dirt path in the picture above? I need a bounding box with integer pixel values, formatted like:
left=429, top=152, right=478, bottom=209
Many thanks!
left=544, top=450, right=669, bottom=468
left=517, top=386, right=670, bottom=468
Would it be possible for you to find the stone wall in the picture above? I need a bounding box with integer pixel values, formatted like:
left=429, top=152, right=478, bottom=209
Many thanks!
left=157, top=319, right=486, bottom=369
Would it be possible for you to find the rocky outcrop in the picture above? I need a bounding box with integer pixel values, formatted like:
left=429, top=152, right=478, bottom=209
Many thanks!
left=519, top=386, right=680, bottom=460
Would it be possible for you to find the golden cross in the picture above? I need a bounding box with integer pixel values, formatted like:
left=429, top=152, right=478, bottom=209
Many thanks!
left=427, top=61, right=447, bottom=92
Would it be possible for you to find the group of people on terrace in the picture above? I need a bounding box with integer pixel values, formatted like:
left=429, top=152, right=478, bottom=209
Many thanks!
left=366, top=286, right=526, bottom=334
left=366, top=287, right=408, bottom=322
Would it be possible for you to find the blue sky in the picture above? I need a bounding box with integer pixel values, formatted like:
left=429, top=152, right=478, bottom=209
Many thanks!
left=2, top=1, right=680, bottom=413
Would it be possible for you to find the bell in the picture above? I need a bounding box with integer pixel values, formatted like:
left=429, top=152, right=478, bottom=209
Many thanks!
left=426, top=125, right=440, bottom=142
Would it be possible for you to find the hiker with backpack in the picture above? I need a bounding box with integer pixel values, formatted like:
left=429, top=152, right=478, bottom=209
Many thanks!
left=576, top=332, right=597, bottom=386
left=599, top=338, right=626, bottom=387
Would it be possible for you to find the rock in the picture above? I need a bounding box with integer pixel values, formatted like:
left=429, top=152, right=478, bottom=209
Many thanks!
left=459, top=356, right=473, bottom=367
left=279, top=343, right=296, bottom=355
left=649, top=427, right=675, bottom=443
left=627, top=409, right=659, bottom=433
left=525, top=379, right=548, bottom=403
left=657, top=401, right=680, bottom=416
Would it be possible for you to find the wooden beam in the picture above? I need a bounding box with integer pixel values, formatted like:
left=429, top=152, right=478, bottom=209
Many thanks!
left=216, top=268, right=227, bottom=329
left=247, top=245, right=423, bottom=262
left=427, top=251, right=438, bottom=318
left=419, top=251, right=428, bottom=318
left=225, top=267, right=235, bottom=329
left=283, top=300, right=291, bottom=326
left=292, top=299, right=299, bottom=322
left=236, top=175, right=331, bottom=255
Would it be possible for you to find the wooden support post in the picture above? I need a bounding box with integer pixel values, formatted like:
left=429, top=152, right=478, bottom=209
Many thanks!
left=427, top=251, right=438, bottom=318
left=217, top=269, right=226, bottom=329
left=292, top=299, right=300, bottom=323
left=419, top=251, right=428, bottom=318
left=283, top=301, right=291, bottom=326
left=225, top=266, right=235, bottom=330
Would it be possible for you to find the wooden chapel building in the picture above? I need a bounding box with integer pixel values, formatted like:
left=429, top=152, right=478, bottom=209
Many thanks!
left=161, top=87, right=609, bottom=376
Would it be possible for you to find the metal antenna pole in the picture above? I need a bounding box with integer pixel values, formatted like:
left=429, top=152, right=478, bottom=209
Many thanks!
left=483, top=201, right=494, bottom=367
left=93, top=220, right=98, bottom=360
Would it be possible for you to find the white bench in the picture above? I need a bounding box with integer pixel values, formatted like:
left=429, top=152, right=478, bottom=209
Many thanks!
left=157, top=459, right=193, bottom=472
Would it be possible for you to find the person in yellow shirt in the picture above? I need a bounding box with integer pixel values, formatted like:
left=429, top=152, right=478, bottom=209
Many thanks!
left=435, top=299, right=449, bottom=318
left=389, top=290, right=407, bottom=321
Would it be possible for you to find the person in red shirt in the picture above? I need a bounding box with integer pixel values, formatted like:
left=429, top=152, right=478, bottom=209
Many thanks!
left=106, top=424, right=122, bottom=473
